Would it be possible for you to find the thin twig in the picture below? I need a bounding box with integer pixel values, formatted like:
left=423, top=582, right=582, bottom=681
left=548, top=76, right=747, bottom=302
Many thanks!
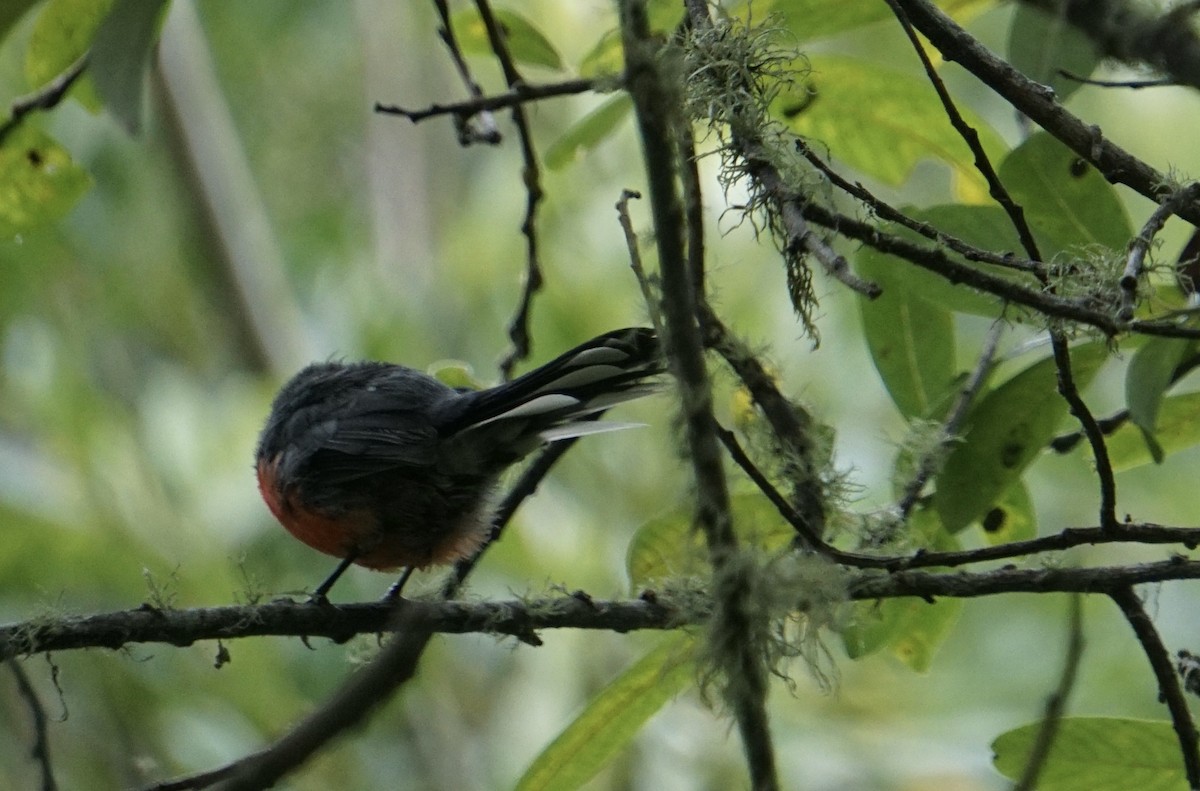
left=374, top=77, right=602, bottom=123
left=896, top=320, right=1004, bottom=518
left=1051, top=351, right=1200, bottom=451
left=1013, top=595, right=1084, bottom=791
left=886, top=0, right=1046, bottom=271
left=1120, top=183, right=1200, bottom=320
left=1050, top=334, right=1120, bottom=529
left=697, top=307, right=827, bottom=536
left=749, top=157, right=882, bottom=298
left=795, top=140, right=1045, bottom=276
left=716, top=423, right=840, bottom=555
left=9, top=660, right=58, bottom=791
left=430, top=0, right=500, bottom=144
left=471, top=0, right=548, bottom=380
left=201, top=615, right=432, bottom=791
left=616, top=189, right=664, bottom=332
left=443, top=432, right=586, bottom=598
left=799, top=200, right=1200, bottom=341
left=1110, top=587, right=1200, bottom=789
left=796, top=203, right=1118, bottom=334
left=882, top=522, right=1200, bottom=571
left=0, top=54, right=89, bottom=146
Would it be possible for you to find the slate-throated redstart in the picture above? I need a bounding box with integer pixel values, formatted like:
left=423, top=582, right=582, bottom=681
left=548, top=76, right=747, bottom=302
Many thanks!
left=255, top=327, right=662, bottom=600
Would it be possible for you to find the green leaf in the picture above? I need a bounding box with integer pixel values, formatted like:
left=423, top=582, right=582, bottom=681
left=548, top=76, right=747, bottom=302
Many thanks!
left=978, top=480, right=1037, bottom=545
left=25, top=0, right=113, bottom=111
left=934, top=343, right=1109, bottom=532
left=627, top=493, right=793, bottom=589
left=514, top=633, right=697, bottom=791
left=0, top=0, right=40, bottom=47
left=777, top=55, right=1008, bottom=192
left=843, top=509, right=962, bottom=671
left=1107, top=392, right=1200, bottom=471
left=998, top=131, right=1133, bottom=256
left=1126, top=337, right=1194, bottom=458
left=856, top=247, right=957, bottom=419
left=578, top=1, right=683, bottom=77
left=90, top=0, right=168, bottom=135
left=735, top=0, right=992, bottom=43
left=579, top=29, right=623, bottom=78
left=1007, top=4, right=1101, bottom=103
left=993, top=717, right=1188, bottom=791
left=450, top=7, right=563, bottom=71
left=0, top=126, right=92, bottom=236
left=545, top=94, right=632, bottom=170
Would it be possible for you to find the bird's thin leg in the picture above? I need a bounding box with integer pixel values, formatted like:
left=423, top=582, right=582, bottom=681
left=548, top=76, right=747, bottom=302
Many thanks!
left=383, top=566, right=415, bottom=601
left=309, top=552, right=358, bottom=603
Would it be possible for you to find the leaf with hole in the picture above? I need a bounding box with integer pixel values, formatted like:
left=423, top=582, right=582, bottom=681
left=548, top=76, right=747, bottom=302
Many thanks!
left=998, top=131, right=1132, bottom=256
left=0, top=126, right=91, bottom=236
left=934, top=343, right=1109, bottom=532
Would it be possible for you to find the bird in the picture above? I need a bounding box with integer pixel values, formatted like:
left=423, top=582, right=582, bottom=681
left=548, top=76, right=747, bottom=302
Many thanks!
left=255, top=327, right=662, bottom=601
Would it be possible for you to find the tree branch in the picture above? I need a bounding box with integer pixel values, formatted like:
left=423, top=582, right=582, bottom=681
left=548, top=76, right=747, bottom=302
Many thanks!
left=0, top=54, right=88, bottom=146
left=374, top=77, right=603, bottom=124
left=1013, top=595, right=1084, bottom=791
left=8, top=660, right=58, bottom=791
left=1110, top=587, right=1200, bottom=788
left=622, top=2, right=778, bottom=788
left=892, top=0, right=1200, bottom=226
left=12, top=559, right=1200, bottom=661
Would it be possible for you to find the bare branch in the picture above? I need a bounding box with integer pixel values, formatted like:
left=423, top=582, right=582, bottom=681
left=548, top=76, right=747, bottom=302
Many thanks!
left=472, top=0, right=547, bottom=380
left=1050, top=334, right=1120, bottom=530
left=892, top=0, right=1200, bottom=226
left=0, top=54, right=89, bottom=146
left=886, top=0, right=1047, bottom=269
left=429, top=0, right=501, bottom=144
left=374, top=77, right=603, bottom=123
left=795, top=140, right=1045, bottom=276
left=1121, top=183, right=1200, bottom=320
left=1013, top=596, right=1084, bottom=791
left=895, top=320, right=1004, bottom=518
left=1110, top=587, right=1200, bottom=788
left=8, top=660, right=58, bottom=791
left=152, top=614, right=433, bottom=791
left=14, top=560, right=1200, bottom=664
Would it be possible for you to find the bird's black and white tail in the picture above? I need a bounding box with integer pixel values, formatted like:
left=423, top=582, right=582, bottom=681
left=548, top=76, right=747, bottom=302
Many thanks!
left=446, top=327, right=662, bottom=443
